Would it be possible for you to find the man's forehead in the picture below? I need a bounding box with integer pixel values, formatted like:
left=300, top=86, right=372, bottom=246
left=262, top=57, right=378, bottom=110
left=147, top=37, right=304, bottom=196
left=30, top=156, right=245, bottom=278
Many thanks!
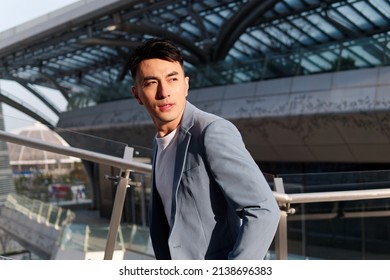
left=139, top=59, right=182, bottom=71
left=136, top=60, right=184, bottom=83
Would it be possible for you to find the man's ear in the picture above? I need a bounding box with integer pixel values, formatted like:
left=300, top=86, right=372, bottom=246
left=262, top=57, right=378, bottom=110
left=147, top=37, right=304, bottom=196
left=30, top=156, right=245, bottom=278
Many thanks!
left=131, top=86, right=143, bottom=105
left=185, top=76, right=189, bottom=97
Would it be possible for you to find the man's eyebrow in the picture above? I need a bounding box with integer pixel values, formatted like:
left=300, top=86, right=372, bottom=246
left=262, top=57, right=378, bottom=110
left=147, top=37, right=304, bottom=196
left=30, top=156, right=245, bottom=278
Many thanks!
left=142, top=71, right=179, bottom=82
left=167, top=71, right=179, bottom=77
left=142, top=75, right=157, bottom=81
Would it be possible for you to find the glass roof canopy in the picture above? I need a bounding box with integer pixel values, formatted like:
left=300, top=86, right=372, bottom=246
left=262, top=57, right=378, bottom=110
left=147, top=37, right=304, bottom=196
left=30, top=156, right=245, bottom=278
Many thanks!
left=1, top=0, right=390, bottom=113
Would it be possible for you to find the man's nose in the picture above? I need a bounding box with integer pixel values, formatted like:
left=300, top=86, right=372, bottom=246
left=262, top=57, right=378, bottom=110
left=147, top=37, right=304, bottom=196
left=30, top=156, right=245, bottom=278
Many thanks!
left=157, top=82, right=170, bottom=98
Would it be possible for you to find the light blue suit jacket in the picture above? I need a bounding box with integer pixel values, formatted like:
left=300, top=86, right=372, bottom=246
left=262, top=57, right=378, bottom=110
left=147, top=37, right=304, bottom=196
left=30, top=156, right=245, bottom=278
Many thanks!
left=149, top=101, right=280, bottom=259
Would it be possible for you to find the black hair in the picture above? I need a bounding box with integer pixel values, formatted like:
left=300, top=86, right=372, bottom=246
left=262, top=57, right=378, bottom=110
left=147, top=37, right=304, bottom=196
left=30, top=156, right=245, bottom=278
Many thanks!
left=129, top=38, right=184, bottom=80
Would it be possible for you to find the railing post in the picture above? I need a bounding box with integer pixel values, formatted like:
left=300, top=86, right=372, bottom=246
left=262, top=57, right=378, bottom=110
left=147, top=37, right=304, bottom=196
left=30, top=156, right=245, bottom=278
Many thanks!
left=29, top=200, right=35, bottom=220
left=104, top=169, right=130, bottom=259
left=275, top=210, right=288, bottom=260
left=46, top=204, right=53, bottom=226
left=37, top=202, right=44, bottom=223
left=54, top=207, right=62, bottom=229
left=274, top=177, right=289, bottom=260
left=104, top=146, right=133, bottom=260
left=84, top=225, right=90, bottom=253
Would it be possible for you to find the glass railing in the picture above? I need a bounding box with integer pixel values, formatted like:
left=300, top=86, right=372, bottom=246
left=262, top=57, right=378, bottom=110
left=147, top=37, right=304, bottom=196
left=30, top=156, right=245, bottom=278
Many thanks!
left=0, top=191, right=154, bottom=259
left=275, top=170, right=390, bottom=260
left=57, top=223, right=154, bottom=257
left=58, top=224, right=120, bottom=252
left=3, top=192, right=75, bottom=229
left=2, top=128, right=390, bottom=260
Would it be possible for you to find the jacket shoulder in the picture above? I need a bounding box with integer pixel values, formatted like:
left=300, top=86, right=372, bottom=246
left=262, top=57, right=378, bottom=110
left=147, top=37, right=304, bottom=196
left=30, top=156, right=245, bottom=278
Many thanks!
left=182, top=102, right=225, bottom=130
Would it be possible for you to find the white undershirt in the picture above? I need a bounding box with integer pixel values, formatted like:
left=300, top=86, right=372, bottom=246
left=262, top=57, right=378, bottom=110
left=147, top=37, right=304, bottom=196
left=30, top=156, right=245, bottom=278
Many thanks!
left=155, top=127, right=179, bottom=226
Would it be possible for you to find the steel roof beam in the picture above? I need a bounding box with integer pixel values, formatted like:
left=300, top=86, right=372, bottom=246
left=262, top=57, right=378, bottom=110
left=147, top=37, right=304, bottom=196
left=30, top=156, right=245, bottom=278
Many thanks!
left=0, top=89, right=54, bottom=128
left=113, top=22, right=208, bottom=65
left=213, top=0, right=278, bottom=61
left=14, top=78, right=61, bottom=116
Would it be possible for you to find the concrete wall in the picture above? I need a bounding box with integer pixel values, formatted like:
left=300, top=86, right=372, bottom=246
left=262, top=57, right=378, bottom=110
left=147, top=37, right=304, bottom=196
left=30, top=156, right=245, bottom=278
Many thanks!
left=57, top=66, right=390, bottom=163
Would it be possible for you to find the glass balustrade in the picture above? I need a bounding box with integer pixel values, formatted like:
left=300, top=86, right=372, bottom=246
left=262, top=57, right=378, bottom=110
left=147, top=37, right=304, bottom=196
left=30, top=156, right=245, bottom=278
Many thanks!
left=2, top=126, right=390, bottom=260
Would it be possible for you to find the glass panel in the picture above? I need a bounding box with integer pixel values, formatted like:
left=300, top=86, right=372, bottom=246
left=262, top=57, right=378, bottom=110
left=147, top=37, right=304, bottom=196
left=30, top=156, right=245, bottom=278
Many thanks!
left=280, top=170, right=390, bottom=259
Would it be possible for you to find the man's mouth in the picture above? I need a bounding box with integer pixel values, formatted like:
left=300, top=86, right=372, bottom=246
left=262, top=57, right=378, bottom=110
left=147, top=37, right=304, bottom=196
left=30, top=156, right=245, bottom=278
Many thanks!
left=159, top=103, right=174, bottom=111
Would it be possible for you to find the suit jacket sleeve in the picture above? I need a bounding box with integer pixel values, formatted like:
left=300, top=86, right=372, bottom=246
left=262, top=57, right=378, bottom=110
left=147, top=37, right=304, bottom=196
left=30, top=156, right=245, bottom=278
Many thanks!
left=202, top=118, right=280, bottom=259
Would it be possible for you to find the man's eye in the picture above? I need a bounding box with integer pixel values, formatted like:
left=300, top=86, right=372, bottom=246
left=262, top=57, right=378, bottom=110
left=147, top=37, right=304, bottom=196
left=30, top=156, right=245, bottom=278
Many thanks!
left=145, top=81, right=157, bottom=86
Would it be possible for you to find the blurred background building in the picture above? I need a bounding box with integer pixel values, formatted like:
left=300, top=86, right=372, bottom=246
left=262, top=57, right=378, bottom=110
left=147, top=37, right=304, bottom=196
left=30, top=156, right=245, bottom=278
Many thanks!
left=1, top=0, right=390, bottom=259
left=0, top=105, right=14, bottom=205
left=8, top=122, right=81, bottom=176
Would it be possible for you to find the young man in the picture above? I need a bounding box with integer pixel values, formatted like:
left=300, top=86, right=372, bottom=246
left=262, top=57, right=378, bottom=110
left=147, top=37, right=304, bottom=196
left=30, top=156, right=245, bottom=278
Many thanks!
left=129, top=38, right=280, bottom=260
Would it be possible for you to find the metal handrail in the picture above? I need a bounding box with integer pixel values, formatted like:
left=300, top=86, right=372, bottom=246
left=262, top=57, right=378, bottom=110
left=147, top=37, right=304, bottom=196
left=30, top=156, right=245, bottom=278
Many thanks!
left=273, top=188, right=390, bottom=204
left=2, top=129, right=390, bottom=260
left=2, top=129, right=390, bottom=206
left=0, top=130, right=151, bottom=174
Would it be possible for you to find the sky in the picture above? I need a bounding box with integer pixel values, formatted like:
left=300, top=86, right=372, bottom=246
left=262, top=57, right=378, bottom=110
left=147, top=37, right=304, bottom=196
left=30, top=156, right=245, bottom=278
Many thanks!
left=0, top=0, right=81, bottom=131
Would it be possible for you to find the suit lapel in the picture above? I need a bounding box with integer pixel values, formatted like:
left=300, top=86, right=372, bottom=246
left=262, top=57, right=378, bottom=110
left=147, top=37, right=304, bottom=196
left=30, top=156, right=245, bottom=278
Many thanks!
left=170, top=101, right=194, bottom=226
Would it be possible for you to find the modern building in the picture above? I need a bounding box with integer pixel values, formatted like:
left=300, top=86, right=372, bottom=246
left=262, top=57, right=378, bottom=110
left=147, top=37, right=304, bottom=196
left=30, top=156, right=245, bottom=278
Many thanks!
left=1, top=0, right=390, bottom=259
left=0, top=105, right=15, bottom=205
left=7, top=122, right=81, bottom=176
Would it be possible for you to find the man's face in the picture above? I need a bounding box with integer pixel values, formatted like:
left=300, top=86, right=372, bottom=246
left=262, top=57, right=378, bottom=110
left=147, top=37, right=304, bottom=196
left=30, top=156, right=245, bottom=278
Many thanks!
left=132, top=58, right=189, bottom=137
